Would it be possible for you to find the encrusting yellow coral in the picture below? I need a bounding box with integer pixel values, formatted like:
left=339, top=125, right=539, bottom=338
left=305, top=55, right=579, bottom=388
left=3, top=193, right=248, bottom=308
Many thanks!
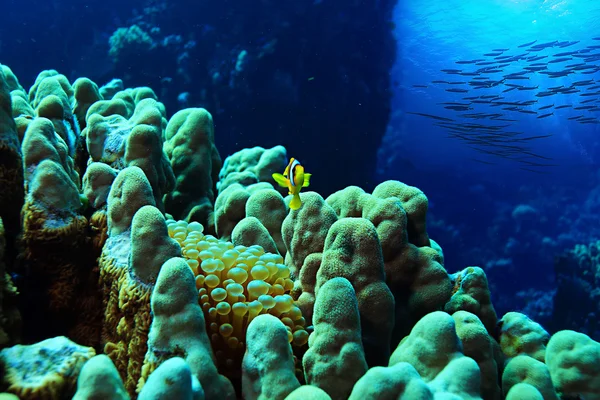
left=0, top=336, right=95, bottom=400
left=165, top=216, right=309, bottom=379
left=99, top=168, right=181, bottom=397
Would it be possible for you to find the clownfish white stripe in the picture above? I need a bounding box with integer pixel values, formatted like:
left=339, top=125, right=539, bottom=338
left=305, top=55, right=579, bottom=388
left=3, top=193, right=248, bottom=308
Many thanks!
left=289, top=159, right=301, bottom=187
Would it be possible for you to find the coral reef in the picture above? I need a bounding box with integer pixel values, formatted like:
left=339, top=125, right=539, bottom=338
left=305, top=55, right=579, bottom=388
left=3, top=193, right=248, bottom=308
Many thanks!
left=0, top=218, right=20, bottom=347
left=552, top=240, right=600, bottom=340
left=1, top=66, right=600, bottom=400
left=0, top=65, right=24, bottom=271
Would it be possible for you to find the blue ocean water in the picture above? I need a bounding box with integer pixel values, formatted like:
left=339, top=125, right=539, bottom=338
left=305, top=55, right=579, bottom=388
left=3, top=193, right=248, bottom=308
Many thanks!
left=386, top=0, right=600, bottom=175
left=382, top=0, right=600, bottom=325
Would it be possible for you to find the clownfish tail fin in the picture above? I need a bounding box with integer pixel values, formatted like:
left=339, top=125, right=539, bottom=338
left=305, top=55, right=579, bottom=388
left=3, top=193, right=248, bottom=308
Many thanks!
left=289, top=194, right=302, bottom=210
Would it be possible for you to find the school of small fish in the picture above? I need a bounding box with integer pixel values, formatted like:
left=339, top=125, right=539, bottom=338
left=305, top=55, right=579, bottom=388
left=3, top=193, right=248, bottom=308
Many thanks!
left=408, top=38, right=600, bottom=172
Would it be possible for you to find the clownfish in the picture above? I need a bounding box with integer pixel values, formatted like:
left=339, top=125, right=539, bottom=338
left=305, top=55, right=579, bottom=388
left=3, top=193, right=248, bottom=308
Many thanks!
left=272, top=158, right=311, bottom=210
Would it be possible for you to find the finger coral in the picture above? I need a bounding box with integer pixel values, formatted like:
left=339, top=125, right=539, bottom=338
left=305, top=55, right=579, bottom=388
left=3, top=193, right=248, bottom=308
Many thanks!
left=498, top=312, right=550, bottom=363
left=163, top=108, right=221, bottom=233
left=19, top=116, right=93, bottom=342
left=28, top=70, right=80, bottom=156
left=83, top=91, right=174, bottom=211
left=316, top=218, right=395, bottom=367
left=217, top=145, right=288, bottom=195
left=502, top=355, right=557, bottom=400
left=242, top=314, right=300, bottom=400
left=0, top=64, right=24, bottom=264
left=546, top=330, right=600, bottom=399
left=140, top=257, right=235, bottom=399
left=303, top=277, right=368, bottom=399
left=72, top=355, right=129, bottom=400
left=446, top=266, right=498, bottom=336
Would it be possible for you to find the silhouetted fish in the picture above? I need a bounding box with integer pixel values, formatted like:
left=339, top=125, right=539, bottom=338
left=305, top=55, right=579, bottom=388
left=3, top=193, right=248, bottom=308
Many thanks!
left=518, top=40, right=537, bottom=48
left=504, top=71, right=528, bottom=76
left=558, top=41, right=579, bottom=48
left=548, top=57, right=572, bottom=63
left=445, top=105, right=472, bottom=111
left=553, top=51, right=579, bottom=57
left=530, top=41, right=558, bottom=49
left=406, top=112, right=454, bottom=121
left=527, top=55, right=547, bottom=61
left=514, top=134, right=553, bottom=141
left=573, top=80, right=594, bottom=86
left=524, top=66, right=547, bottom=72
left=470, top=158, right=495, bottom=165
left=538, top=104, right=554, bottom=110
